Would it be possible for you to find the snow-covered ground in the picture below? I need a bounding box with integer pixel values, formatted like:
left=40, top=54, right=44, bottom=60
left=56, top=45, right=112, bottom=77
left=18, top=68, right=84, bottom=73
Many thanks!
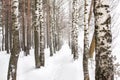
left=0, top=42, right=96, bottom=80
left=1, top=40, right=120, bottom=80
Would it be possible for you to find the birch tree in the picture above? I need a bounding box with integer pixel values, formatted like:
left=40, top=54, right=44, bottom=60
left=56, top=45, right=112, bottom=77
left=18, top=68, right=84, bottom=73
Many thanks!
left=83, top=0, right=90, bottom=79
left=7, top=0, right=20, bottom=79
left=34, top=0, right=40, bottom=68
left=39, top=0, right=45, bottom=66
left=49, top=0, right=54, bottom=56
left=50, top=0, right=55, bottom=54
left=93, top=0, right=114, bottom=79
left=72, top=0, right=79, bottom=60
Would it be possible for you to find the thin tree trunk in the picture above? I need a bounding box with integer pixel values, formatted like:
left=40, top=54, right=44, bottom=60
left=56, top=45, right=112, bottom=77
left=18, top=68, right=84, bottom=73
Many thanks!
left=22, top=0, right=26, bottom=54
left=55, top=10, right=59, bottom=51
left=5, top=0, right=9, bottom=53
left=39, top=0, right=45, bottom=66
left=34, top=0, right=40, bottom=68
left=72, top=0, right=79, bottom=60
left=1, top=0, right=5, bottom=51
left=0, top=0, right=1, bottom=20
left=7, top=0, right=20, bottom=80
left=9, top=0, right=12, bottom=52
left=26, top=0, right=31, bottom=55
left=83, top=0, right=90, bottom=79
left=0, top=0, right=2, bottom=50
left=49, top=2, right=54, bottom=56
left=46, top=2, right=50, bottom=49
left=51, top=0, right=55, bottom=54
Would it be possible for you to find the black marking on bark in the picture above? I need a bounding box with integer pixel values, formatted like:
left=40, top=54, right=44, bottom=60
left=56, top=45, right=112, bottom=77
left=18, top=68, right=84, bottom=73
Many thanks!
left=95, top=25, right=99, bottom=29
left=107, top=38, right=112, bottom=43
left=100, top=41, right=105, bottom=45
left=100, top=47, right=107, bottom=53
left=101, top=16, right=111, bottom=25
left=96, top=12, right=103, bottom=16
left=96, top=5, right=109, bottom=8
left=104, top=32, right=111, bottom=38
left=100, top=28, right=106, bottom=32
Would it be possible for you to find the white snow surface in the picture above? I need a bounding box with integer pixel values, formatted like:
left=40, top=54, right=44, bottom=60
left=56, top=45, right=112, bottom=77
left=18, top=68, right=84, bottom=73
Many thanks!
left=0, top=42, right=96, bottom=80
left=1, top=39, right=120, bottom=80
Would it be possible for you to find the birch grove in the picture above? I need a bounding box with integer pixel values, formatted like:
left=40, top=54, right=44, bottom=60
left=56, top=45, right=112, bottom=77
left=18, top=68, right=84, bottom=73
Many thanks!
left=0, top=0, right=118, bottom=80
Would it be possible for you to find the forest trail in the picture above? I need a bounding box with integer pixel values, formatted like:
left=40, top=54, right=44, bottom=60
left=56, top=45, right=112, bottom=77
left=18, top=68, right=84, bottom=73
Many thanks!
left=0, top=43, right=83, bottom=80
left=53, top=43, right=81, bottom=80
left=18, top=43, right=83, bottom=80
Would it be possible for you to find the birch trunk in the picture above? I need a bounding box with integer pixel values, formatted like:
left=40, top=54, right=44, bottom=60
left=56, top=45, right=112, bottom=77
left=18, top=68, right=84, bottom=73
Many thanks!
left=7, top=0, right=20, bottom=80
left=39, top=0, right=45, bottom=66
left=93, top=0, right=114, bottom=79
left=83, top=0, right=90, bottom=79
left=72, top=0, right=79, bottom=60
left=34, top=0, right=40, bottom=68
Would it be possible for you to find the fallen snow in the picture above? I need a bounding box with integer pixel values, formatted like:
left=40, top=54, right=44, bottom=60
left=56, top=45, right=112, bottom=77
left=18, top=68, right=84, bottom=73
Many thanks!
left=0, top=42, right=95, bottom=80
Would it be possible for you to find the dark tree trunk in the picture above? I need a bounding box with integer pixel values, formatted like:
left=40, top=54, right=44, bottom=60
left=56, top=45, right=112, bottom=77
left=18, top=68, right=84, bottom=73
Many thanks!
left=22, top=0, right=26, bottom=54
left=26, top=0, right=31, bottom=55
left=8, top=0, right=12, bottom=53
left=34, top=30, right=40, bottom=68
left=5, top=0, right=9, bottom=53
left=1, top=5, right=5, bottom=51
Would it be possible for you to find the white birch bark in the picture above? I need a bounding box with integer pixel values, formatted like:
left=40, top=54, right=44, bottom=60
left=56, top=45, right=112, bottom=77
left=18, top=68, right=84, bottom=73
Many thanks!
left=72, top=0, right=79, bottom=60
left=94, top=0, right=114, bottom=80
left=39, top=0, right=45, bottom=66
left=7, top=0, right=20, bottom=80
left=34, top=0, right=41, bottom=68
left=83, top=0, right=90, bottom=79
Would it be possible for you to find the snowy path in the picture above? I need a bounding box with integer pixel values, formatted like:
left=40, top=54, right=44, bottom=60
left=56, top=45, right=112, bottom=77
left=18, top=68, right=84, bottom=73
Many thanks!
left=53, top=43, right=83, bottom=80
left=17, top=43, right=84, bottom=80
left=0, top=43, right=84, bottom=80
left=0, top=43, right=120, bottom=80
